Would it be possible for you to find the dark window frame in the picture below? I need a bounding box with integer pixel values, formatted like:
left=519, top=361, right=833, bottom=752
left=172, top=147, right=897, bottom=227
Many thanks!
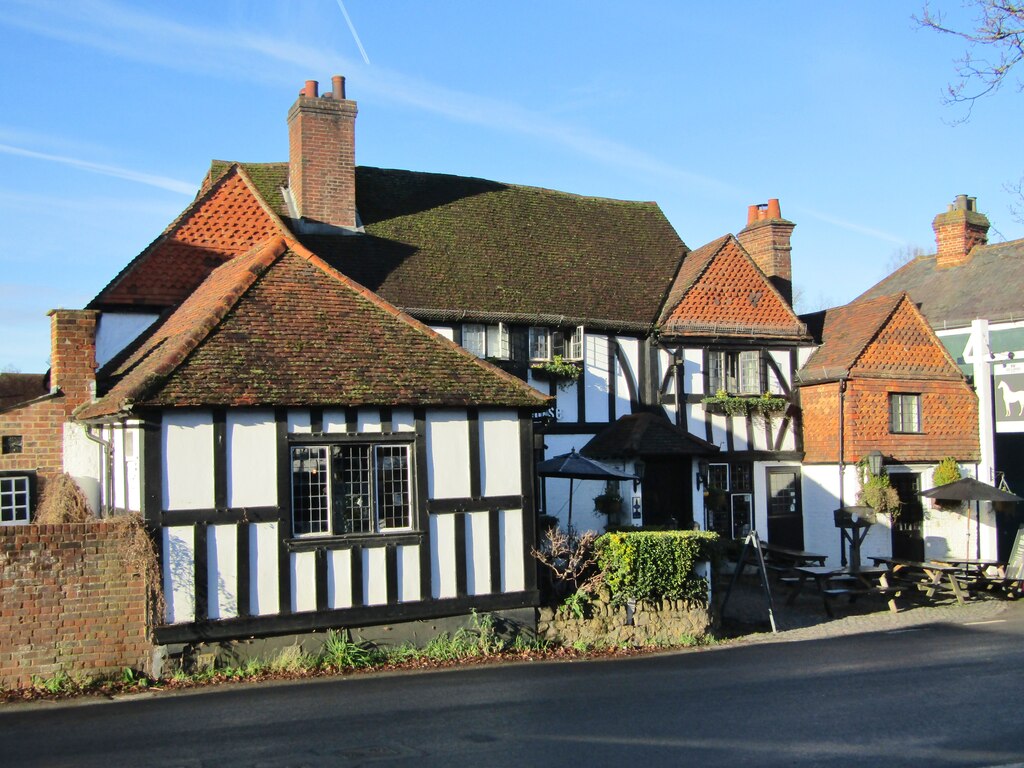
left=889, top=393, right=922, bottom=434
left=0, top=470, right=35, bottom=525
left=705, top=349, right=766, bottom=396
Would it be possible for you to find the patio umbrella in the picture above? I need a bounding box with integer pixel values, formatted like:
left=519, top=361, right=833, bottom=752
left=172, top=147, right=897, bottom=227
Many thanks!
left=920, top=478, right=1022, bottom=559
left=536, top=450, right=637, bottom=530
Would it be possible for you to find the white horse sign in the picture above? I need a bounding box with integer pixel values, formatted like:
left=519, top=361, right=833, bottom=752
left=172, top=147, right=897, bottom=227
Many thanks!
left=994, top=365, right=1024, bottom=432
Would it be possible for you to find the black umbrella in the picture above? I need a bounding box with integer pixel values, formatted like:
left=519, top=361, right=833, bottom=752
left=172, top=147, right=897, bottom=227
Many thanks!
left=920, top=477, right=1022, bottom=503
left=536, top=450, right=637, bottom=530
left=920, top=478, right=1021, bottom=559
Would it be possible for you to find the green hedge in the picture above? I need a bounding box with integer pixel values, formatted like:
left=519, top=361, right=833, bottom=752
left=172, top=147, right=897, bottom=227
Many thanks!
left=594, top=530, right=719, bottom=604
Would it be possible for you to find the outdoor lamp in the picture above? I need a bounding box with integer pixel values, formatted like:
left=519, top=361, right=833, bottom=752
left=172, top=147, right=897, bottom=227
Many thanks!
left=865, top=449, right=884, bottom=476
left=633, top=460, right=645, bottom=492
left=695, top=459, right=710, bottom=490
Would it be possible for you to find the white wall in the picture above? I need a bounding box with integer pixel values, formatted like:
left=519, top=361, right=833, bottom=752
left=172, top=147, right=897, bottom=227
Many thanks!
left=479, top=410, right=521, bottom=497
left=227, top=410, right=277, bottom=507
left=426, top=410, right=470, bottom=499
left=62, top=422, right=102, bottom=513
left=584, top=333, right=612, bottom=423
left=163, top=410, right=214, bottom=510
left=95, top=312, right=159, bottom=368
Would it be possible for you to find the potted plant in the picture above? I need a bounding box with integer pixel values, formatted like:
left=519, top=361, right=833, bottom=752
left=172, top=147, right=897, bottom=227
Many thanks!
left=929, top=456, right=963, bottom=510
left=856, top=457, right=901, bottom=520
left=593, top=482, right=623, bottom=518
left=531, top=355, right=582, bottom=390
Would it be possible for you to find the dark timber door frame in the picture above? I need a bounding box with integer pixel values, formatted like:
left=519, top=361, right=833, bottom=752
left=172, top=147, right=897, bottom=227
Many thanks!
left=766, top=467, right=804, bottom=550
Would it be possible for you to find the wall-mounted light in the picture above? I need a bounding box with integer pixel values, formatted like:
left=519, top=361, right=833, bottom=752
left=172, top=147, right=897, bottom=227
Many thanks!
left=695, top=459, right=710, bottom=490
left=633, top=460, right=645, bottom=492
left=865, top=449, right=884, bottom=477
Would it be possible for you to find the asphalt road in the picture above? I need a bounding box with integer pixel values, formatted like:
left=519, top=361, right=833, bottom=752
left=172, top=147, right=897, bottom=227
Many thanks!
left=3, top=606, right=1024, bottom=768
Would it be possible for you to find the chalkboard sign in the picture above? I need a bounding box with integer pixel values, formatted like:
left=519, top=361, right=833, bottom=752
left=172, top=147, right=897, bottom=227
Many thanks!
left=1006, top=525, right=1024, bottom=581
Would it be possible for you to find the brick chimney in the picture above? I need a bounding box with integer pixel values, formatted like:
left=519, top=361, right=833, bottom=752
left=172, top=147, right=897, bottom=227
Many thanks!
left=48, top=309, right=98, bottom=412
left=737, top=199, right=795, bottom=304
left=933, top=194, right=989, bottom=269
left=287, top=75, right=358, bottom=231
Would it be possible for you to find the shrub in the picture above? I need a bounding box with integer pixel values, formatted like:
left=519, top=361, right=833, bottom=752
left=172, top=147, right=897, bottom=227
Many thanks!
left=594, top=530, right=718, bottom=605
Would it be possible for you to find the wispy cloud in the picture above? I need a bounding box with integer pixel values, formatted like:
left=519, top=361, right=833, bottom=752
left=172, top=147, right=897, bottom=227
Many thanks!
left=0, top=142, right=194, bottom=194
left=793, top=205, right=907, bottom=245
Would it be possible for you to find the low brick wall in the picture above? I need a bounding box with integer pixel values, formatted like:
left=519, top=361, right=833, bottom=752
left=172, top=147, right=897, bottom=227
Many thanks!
left=537, top=593, right=712, bottom=647
left=0, top=522, right=152, bottom=689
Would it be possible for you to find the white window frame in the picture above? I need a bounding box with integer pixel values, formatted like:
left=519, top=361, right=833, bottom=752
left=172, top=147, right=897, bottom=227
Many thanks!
left=708, top=350, right=763, bottom=395
left=529, top=327, right=551, bottom=361
left=290, top=443, right=413, bottom=537
left=486, top=323, right=510, bottom=360
left=565, top=326, right=584, bottom=362
left=0, top=475, right=31, bottom=525
left=463, top=323, right=486, bottom=358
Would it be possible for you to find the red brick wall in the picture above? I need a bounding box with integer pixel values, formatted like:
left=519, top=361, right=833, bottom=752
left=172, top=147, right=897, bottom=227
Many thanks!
left=287, top=93, right=358, bottom=228
left=0, top=310, right=97, bottom=503
left=737, top=218, right=794, bottom=285
left=0, top=522, right=151, bottom=689
left=801, top=378, right=979, bottom=464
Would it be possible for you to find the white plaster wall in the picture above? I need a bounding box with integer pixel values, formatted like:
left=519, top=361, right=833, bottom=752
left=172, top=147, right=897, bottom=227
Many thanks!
left=768, top=350, right=790, bottom=394
left=426, top=410, right=471, bottom=499
left=291, top=551, right=317, bottom=612
left=430, top=514, right=457, bottom=599
left=227, top=410, right=277, bottom=508
left=480, top=410, right=521, bottom=497
left=465, top=511, right=491, bottom=595
left=429, top=325, right=455, bottom=342
left=249, top=522, right=279, bottom=615
left=358, top=409, right=382, bottom=433
left=95, top=312, right=159, bottom=368
left=392, top=408, right=415, bottom=433
left=500, top=508, right=525, bottom=592
left=731, top=414, right=751, bottom=451
left=163, top=411, right=214, bottom=510
left=555, top=379, right=578, bottom=423
left=328, top=549, right=353, bottom=609
left=398, top=544, right=420, bottom=602
left=287, top=410, right=311, bottom=434
left=207, top=524, right=238, bottom=620
left=323, top=409, right=348, bottom=433
left=163, top=525, right=195, bottom=624
left=111, top=427, right=128, bottom=511
left=364, top=547, right=387, bottom=605
left=683, top=348, right=704, bottom=395
left=62, top=422, right=102, bottom=513
left=796, top=345, right=816, bottom=368
left=707, top=412, right=728, bottom=452
left=584, top=333, right=611, bottom=423
left=614, top=336, right=640, bottom=420
left=657, top=347, right=677, bottom=424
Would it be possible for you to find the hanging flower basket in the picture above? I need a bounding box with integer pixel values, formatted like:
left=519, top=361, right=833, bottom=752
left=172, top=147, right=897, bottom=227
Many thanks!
left=531, top=355, right=582, bottom=390
left=701, top=391, right=788, bottom=418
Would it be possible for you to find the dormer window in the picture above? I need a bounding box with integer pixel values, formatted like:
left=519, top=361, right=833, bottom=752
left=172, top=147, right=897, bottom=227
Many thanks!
left=529, top=327, right=550, bottom=361
left=462, top=323, right=509, bottom=360
left=531, top=325, right=583, bottom=362
left=708, top=350, right=762, bottom=395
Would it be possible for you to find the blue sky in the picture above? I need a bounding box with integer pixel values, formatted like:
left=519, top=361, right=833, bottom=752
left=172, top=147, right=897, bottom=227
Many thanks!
left=1, top=0, right=1022, bottom=372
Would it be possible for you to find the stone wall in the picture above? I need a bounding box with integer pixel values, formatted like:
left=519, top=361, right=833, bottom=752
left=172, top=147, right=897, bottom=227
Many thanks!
left=0, top=522, right=152, bottom=689
left=537, top=592, right=712, bottom=647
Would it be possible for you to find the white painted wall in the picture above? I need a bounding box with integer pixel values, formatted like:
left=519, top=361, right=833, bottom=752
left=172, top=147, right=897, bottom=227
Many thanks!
left=465, top=511, right=491, bottom=595
left=250, top=522, right=279, bottom=615
left=323, top=409, right=348, bottom=433
left=480, top=411, right=521, bottom=497
left=364, top=548, right=387, bottom=605
left=328, top=549, right=353, bottom=610
left=291, top=551, right=317, bottom=612
left=163, top=525, right=195, bottom=624
left=227, top=410, right=277, bottom=508
left=499, top=508, right=525, bottom=592
left=163, top=411, right=214, bottom=510
left=207, top=524, right=238, bottom=620
left=287, top=410, right=311, bottom=434
left=429, top=325, right=454, bottom=342
left=62, top=422, right=102, bottom=513
left=425, top=410, right=471, bottom=499
left=358, top=408, right=382, bottom=433
left=614, top=336, right=640, bottom=420
left=392, top=408, right=415, bottom=433
left=430, top=513, right=457, bottom=599
left=95, top=312, right=159, bottom=368
left=397, top=544, right=420, bottom=602
left=584, top=333, right=611, bottom=423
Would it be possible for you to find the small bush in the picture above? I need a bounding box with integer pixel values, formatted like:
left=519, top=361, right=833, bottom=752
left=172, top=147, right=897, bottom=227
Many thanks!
left=595, top=530, right=718, bottom=604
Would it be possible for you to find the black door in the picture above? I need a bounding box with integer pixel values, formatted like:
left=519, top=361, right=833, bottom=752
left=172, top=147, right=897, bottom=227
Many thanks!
left=767, top=468, right=804, bottom=549
left=642, top=459, right=691, bottom=529
left=890, top=473, right=925, bottom=561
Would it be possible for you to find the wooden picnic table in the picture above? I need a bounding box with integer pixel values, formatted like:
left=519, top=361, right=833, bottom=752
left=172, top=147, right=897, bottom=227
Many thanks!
left=870, top=557, right=967, bottom=605
left=783, top=565, right=894, bottom=618
left=759, top=542, right=828, bottom=568
left=932, top=557, right=1024, bottom=598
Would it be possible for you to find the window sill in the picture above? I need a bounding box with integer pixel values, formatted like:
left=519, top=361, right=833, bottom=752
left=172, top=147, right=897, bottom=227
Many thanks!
left=286, top=531, right=424, bottom=551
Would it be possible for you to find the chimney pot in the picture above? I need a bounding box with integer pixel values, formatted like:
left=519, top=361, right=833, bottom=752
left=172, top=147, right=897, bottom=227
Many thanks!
left=766, top=198, right=781, bottom=220
left=332, top=75, right=345, bottom=100
left=304, top=80, right=319, bottom=98
left=955, top=193, right=969, bottom=210
left=746, top=205, right=760, bottom=226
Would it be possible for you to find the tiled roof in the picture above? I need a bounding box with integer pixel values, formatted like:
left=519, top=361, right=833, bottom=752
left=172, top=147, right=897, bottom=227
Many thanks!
left=77, top=236, right=549, bottom=419
left=581, top=413, right=719, bottom=459
left=798, top=293, right=963, bottom=385
left=98, top=162, right=687, bottom=330
left=91, top=165, right=290, bottom=308
left=0, top=373, right=49, bottom=411
left=659, top=235, right=807, bottom=339
left=857, top=238, right=1024, bottom=328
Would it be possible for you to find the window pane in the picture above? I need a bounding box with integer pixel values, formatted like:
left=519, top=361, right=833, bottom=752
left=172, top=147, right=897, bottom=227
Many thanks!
left=463, top=324, right=486, bottom=357
left=529, top=327, right=550, bottom=361
left=334, top=445, right=373, bottom=534
left=890, top=394, right=921, bottom=433
left=375, top=445, right=411, bottom=530
left=0, top=476, right=30, bottom=524
left=739, top=351, right=761, bottom=395
left=708, top=463, right=730, bottom=491
left=2, top=436, right=22, bottom=455
left=708, top=351, right=725, bottom=393
left=291, top=446, right=331, bottom=535
left=566, top=326, right=584, bottom=361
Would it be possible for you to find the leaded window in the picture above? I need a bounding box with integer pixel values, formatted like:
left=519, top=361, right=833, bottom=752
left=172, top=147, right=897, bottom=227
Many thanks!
left=707, top=350, right=762, bottom=395
left=889, top=393, right=922, bottom=434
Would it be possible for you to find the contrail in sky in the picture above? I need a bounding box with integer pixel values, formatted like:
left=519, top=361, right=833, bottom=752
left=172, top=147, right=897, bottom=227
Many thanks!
left=0, top=142, right=193, bottom=195
left=336, top=0, right=370, bottom=65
